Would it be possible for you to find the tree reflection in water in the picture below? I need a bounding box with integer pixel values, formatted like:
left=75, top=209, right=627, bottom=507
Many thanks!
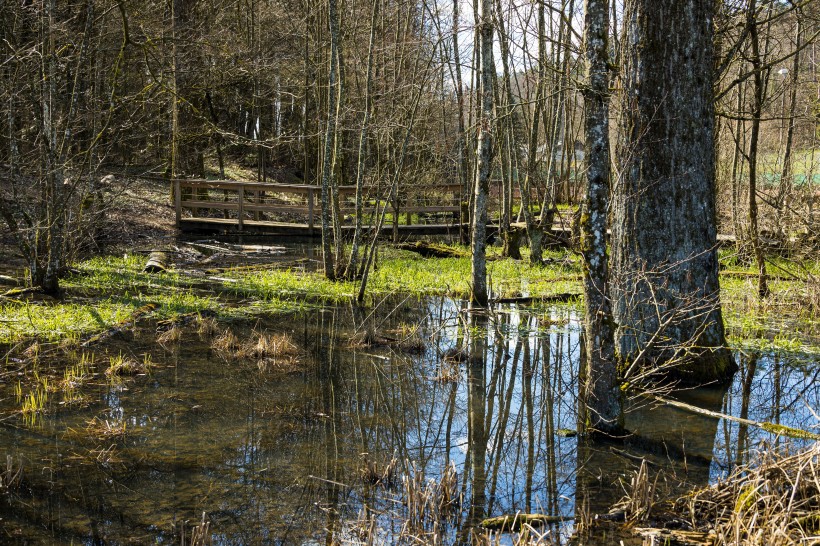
left=1, top=298, right=817, bottom=543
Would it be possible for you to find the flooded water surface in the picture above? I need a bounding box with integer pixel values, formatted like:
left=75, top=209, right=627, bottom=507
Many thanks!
left=1, top=296, right=818, bottom=544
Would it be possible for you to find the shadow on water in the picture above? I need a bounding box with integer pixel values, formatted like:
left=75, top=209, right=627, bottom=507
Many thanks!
left=1, top=297, right=818, bottom=543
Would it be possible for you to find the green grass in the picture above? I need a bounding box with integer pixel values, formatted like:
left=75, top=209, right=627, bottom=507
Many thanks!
left=756, top=148, right=820, bottom=185
left=225, top=246, right=582, bottom=302
left=0, top=299, right=134, bottom=344
left=2, top=246, right=818, bottom=360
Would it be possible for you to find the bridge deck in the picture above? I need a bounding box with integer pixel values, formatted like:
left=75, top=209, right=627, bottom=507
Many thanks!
left=179, top=217, right=469, bottom=237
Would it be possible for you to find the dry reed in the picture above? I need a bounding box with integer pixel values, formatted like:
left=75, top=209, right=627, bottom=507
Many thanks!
left=624, top=443, right=820, bottom=545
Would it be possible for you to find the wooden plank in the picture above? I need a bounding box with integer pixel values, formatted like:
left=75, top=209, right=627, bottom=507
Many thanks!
left=180, top=201, right=311, bottom=214
left=400, top=206, right=459, bottom=213
left=178, top=217, right=472, bottom=237
left=174, top=179, right=463, bottom=195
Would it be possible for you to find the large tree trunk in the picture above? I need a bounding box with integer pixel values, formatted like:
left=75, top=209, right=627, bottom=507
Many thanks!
left=580, top=0, right=621, bottom=435
left=611, top=0, right=733, bottom=383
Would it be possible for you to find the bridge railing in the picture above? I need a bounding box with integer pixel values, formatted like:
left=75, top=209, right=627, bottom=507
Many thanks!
left=173, top=179, right=464, bottom=233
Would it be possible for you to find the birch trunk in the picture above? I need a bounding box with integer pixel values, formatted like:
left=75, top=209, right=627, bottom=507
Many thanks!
left=320, top=0, right=341, bottom=280
left=470, top=0, right=494, bottom=307
left=580, top=0, right=621, bottom=434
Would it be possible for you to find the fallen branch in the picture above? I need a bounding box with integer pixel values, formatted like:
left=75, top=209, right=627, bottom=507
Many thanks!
left=481, top=513, right=573, bottom=531
left=650, top=394, right=820, bottom=440
left=81, top=303, right=159, bottom=347
left=633, top=527, right=714, bottom=546
left=492, top=292, right=581, bottom=305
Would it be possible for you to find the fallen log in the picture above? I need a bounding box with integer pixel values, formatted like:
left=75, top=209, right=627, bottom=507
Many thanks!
left=480, top=513, right=573, bottom=531
left=143, top=251, right=170, bottom=273
left=633, top=527, right=714, bottom=546
left=492, top=292, right=581, bottom=305
left=0, top=275, right=20, bottom=287
left=394, top=241, right=468, bottom=258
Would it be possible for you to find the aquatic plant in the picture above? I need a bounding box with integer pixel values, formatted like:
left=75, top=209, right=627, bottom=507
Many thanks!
left=62, top=352, right=93, bottom=404
left=20, top=375, right=49, bottom=426
left=89, top=417, right=126, bottom=440
left=359, top=454, right=398, bottom=487
left=211, top=330, right=241, bottom=356
left=434, top=358, right=461, bottom=383
left=180, top=512, right=212, bottom=546
left=157, top=324, right=183, bottom=345
left=0, top=455, right=22, bottom=492
left=106, top=352, right=150, bottom=376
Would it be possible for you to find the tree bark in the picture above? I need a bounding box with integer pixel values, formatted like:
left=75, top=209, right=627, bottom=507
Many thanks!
left=39, top=0, right=64, bottom=295
left=470, top=0, right=494, bottom=307
left=345, top=0, right=378, bottom=280
left=612, top=0, right=733, bottom=383
left=580, top=0, right=621, bottom=435
left=747, top=0, right=769, bottom=298
left=320, top=0, right=341, bottom=280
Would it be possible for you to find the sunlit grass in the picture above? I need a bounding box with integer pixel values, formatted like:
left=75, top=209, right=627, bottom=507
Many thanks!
left=1, top=246, right=817, bottom=356
left=225, top=246, right=582, bottom=302
left=0, top=299, right=133, bottom=344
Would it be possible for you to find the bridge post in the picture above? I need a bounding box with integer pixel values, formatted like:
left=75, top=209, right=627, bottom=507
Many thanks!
left=308, top=188, right=315, bottom=234
left=238, top=184, right=245, bottom=231
left=174, top=179, right=181, bottom=227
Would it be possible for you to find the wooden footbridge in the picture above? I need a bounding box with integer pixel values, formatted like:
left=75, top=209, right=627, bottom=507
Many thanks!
left=172, top=178, right=741, bottom=246
left=173, top=179, right=468, bottom=239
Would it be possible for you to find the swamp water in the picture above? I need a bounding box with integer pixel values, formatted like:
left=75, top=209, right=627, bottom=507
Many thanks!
left=1, top=297, right=818, bottom=544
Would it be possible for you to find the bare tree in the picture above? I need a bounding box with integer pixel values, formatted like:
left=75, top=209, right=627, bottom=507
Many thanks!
left=470, top=0, right=495, bottom=307
left=580, top=0, right=621, bottom=434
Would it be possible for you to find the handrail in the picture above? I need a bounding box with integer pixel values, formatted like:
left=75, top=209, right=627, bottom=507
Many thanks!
left=173, top=178, right=463, bottom=233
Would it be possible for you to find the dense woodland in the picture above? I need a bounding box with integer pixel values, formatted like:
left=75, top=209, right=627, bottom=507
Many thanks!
left=1, top=0, right=819, bottom=395
left=1, top=0, right=818, bottom=284
left=2, top=1, right=820, bottom=542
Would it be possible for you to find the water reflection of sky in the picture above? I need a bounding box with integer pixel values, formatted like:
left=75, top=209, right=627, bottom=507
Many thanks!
left=2, top=297, right=819, bottom=543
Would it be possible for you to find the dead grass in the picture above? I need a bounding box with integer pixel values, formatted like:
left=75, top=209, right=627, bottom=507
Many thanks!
left=180, top=512, right=212, bottom=546
left=434, top=355, right=462, bottom=383
left=245, top=332, right=298, bottom=359
left=196, top=315, right=220, bottom=339
left=359, top=453, right=398, bottom=487
left=106, top=352, right=150, bottom=376
left=681, top=444, right=820, bottom=545
left=211, top=329, right=301, bottom=372
left=86, top=416, right=127, bottom=441
left=211, top=330, right=241, bottom=356
left=157, top=324, right=183, bottom=346
left=621, top=443, right=820, bottom=545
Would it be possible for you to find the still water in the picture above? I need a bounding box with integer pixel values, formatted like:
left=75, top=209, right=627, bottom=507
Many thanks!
left=1, top=296, right=818, bottom=543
